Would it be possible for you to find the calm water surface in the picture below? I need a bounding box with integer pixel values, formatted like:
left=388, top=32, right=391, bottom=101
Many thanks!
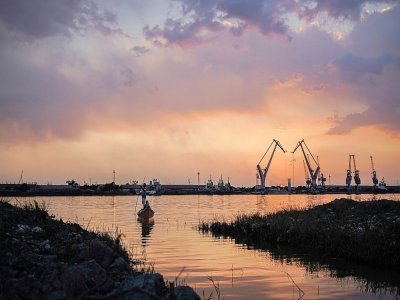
left=10, top=194, right=400, bottom=299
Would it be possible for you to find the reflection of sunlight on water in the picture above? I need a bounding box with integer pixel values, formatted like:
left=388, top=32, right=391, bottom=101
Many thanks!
left=10, top=194, right=400, bottom=299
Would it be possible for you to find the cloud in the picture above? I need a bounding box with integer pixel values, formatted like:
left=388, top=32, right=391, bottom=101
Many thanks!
left=327, top=5, right=400, bottom=135
left=327, top=98, right=400, bottom=135
left=0, top=0, right=117, bottom=39
left=1, top=0, right=399, bottom=145
left=301, top=0, right=371, bottom=21
left=132, top=46, right=150, bottom=56
left=333, top=52, right=393, bottom=75
left=143, top=0, right=399, bottom=47
left=119, top=67, right=136, bottom=86
left=143, top=17, right=222, bottom=47
left=143, top=0, right=294, bottom=46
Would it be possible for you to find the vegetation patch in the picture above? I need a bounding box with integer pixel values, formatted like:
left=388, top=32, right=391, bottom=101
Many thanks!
left=199, top=198, right=400, bottom=269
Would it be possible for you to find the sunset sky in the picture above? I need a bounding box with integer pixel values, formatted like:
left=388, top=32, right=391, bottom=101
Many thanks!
left=0, top=0, right=399, bottom=187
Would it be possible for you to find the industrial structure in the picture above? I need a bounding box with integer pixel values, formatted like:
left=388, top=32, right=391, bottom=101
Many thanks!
left=370, top=156, right=387, bottom=192
left=347, top=155, right=361, bottom=193
left=316, top=156, right=327, bottom=188
left=256, top=139, right=286, bottom=192
left=302, top=160, right=311, bottom=189
left=370, top=156, right=379, bottom=187
left=292, top=140, right=320, bottom=193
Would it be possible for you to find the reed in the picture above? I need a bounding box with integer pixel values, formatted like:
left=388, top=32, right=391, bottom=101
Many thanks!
left=199, top=198, right=400, bottom=269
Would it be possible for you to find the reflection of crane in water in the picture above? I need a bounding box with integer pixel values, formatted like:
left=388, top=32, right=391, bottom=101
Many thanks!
left=256, top=139, right=286, bottom=192
left=292, top=140, right=320, bottom=193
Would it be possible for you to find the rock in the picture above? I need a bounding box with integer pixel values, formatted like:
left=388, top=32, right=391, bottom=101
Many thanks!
left=61, top=259, right=107, bottom=298
left=110, top=256, right=130, bottom=272
left=42, top=240, right=51, bottom=251
left=16, top=224, right=30, bottom=233
left=1, top=201, right=201, bottom=300
left=45, top=290, right=64, bottom=300
left=174, top=285, right=201, bottom=300
left=32, top=226, right=43, bottom=233
left=88, top=240, right=114, bottom=268
left=118, top=273, right=165, bottom=299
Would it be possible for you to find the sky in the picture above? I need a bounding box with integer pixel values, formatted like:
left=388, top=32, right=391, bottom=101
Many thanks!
left=0, top=0, right=399, bottom=187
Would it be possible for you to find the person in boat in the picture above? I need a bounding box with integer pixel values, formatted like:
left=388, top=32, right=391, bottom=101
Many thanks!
left=140, top=183, right=147, bottom=208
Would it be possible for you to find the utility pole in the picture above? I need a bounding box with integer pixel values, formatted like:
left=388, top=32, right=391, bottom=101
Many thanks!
left=113, top=170, right=116, bottom=184
left=197, top=172, right=200, bottom=188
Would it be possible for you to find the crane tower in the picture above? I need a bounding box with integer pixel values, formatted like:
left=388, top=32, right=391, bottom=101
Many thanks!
left=346, top=156, right=352, bottom=193
left=303, top=160, right=311, bottom=188
left=370, top=156, right=379, bottom=187
left=292, top=140, right=320, bottom=193
left=317, top=156, right=327, bottom=188
left=347, top=155, right=361, bottom=192
left=256, top=139, right=286, bottom=192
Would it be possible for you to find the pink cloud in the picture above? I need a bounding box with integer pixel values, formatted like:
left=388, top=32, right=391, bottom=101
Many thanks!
left=143, top=0, right=399, bottom=47
left=327, top=6, right=400, bottom=135
left=0, top=0, right=118, bottom=39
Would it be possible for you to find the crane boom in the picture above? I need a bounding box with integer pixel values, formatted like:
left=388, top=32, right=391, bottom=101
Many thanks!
left=292, top=140, right=320, bottom=192
left=256, top=139, right=286, bottom=192
left=18, top=170, right=23, bottom=184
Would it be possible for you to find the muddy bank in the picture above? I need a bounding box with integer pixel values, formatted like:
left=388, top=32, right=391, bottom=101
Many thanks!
left=0, top=200, right=200, bottom=299
left=200, top=198, right=400, bottom=269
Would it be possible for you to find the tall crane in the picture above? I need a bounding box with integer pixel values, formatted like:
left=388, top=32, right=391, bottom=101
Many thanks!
left=346, top=156, right=352, bottom=192
left=349, top=155, right=361, bottom=191
left=256, top=139, right=286, bottom=192
left=370, top=156, right=379, bottom=187
left=292, top=140, right=320, bottom=193
left=18, top=170, right=23, bottom=184
left=317, top=156, right=326, bottom=187
left=303, top=160, right=311, bottom=188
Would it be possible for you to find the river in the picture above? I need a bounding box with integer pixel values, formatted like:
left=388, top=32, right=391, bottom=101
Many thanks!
left=9, top=193, right=400, bottom=299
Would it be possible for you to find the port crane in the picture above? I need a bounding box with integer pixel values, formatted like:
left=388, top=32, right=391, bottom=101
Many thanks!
left=303, top=160, right=311, bottom=188
left=316, top=156, right=327, bottom=187
left=256, top=139, right=286, bottom=192
left=370, top=156, right=387, bottom=192
left=370, top=156, right=379, bottom=187
left=18, top=170, right=23, bottom=184
left=347, top=155, right=361, bottom=192
left=346, top=157, right=352, bottom=192
left=292, top=140, right=320, bottom=193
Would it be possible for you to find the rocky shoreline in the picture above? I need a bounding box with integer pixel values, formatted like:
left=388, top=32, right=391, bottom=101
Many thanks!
left=0, top=200, right=200, bottom=300
left=200, top=198, right=400, bottom=269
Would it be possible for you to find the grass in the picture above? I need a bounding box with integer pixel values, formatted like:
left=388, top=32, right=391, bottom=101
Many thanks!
left=199, top=198, right=400, bottom=269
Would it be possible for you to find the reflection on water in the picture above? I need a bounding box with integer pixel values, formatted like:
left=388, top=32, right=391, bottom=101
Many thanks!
left=214, top=231, right=400, bottom=298
left=138, top=218, right=155, bottom=247
left=9, top=194, right=400, bottom=299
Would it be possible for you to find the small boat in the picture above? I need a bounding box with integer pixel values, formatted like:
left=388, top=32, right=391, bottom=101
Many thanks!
left=137, top=203, right=155, bottom=219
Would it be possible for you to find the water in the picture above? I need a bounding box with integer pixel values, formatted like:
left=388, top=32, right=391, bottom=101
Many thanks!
left=9, top=194, right=400, bottom=299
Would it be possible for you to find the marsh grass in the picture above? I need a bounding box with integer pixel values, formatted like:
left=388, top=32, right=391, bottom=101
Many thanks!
left=199, top=198, right=400, bottom=269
